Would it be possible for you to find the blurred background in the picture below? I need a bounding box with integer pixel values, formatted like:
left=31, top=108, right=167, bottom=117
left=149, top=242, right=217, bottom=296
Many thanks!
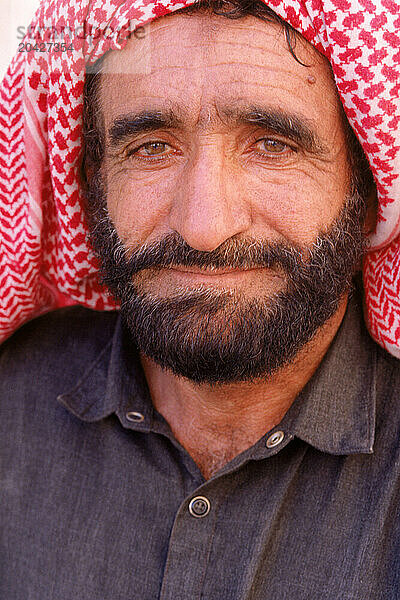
left=0, top=0, right=39, bottom=78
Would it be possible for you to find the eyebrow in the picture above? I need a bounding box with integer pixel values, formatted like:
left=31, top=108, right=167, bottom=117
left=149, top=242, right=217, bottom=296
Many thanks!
left=109, top=110, right=179, bottom=147
left=231, top=107, right=328, bottom=154
left=108, top=105, right=328, bottom=155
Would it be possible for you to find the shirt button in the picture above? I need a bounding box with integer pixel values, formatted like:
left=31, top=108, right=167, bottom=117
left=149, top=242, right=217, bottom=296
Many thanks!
left=126, top=411, right=145, bottom=423
left=188, top=496, right=211, bottom=518
left=266, top=430, right=285, bottom=448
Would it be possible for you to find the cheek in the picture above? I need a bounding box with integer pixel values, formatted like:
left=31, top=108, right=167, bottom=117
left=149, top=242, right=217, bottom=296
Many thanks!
left=244, top=165, right=349, bottom=246
left=105, top=165, right=177, bottom=244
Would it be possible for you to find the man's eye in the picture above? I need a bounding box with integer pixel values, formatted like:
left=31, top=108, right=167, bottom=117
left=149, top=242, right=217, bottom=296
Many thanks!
left=253, top=138, right=291, bottom=155
left=129, top=141, right=173, bottom=157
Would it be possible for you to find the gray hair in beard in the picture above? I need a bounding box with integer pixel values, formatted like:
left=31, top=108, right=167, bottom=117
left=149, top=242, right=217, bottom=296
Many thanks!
left=84, top=172, right=368, bottom=384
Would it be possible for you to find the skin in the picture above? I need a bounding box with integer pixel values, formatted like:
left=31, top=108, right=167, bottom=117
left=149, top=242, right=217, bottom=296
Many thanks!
left=100, top=12, right=371, bottom=479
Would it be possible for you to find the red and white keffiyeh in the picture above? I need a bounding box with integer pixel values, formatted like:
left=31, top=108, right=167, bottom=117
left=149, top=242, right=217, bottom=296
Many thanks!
left=0, top=0, right=399, bottom=355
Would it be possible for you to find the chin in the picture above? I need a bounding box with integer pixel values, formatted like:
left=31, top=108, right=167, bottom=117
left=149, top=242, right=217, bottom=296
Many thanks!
left=120, top=285, right=339, bottom=385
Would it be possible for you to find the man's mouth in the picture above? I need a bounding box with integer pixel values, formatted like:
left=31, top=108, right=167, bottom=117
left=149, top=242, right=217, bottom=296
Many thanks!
left=166, top=265, right=283, bottom=284
left=170, top=265, right=260, bottom=275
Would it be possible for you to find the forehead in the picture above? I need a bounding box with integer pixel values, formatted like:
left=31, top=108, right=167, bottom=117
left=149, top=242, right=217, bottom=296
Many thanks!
left=101, top=12, right=343, bottom=137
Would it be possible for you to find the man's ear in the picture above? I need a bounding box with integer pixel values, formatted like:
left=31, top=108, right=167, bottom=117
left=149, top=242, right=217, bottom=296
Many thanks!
left=363, top=185, right=378, bottom=237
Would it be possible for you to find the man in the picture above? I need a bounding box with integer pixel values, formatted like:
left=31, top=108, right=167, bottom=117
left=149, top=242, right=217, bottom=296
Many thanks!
left=1, top=0, right=400, bottom=598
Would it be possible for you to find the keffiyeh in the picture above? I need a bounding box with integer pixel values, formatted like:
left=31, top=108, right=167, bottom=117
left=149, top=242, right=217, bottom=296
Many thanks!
left=0, top=0, right=399, bottom=355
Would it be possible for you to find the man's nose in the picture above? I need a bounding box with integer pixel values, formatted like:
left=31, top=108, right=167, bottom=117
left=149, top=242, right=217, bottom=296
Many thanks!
left=168, top=145, right=251, bottom=252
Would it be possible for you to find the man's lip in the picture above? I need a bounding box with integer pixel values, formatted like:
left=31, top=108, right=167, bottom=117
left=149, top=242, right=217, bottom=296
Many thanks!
left=169, top=265, right=262, bottom=276
left=162, top=266, right=283, bottom=282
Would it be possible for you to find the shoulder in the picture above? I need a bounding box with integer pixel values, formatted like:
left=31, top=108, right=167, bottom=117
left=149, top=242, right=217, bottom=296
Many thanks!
left=375, top=340, right=400, bottom=389
left=372, top=340, right=400, bottom=440
left=349, top=281, right=400, bottom=401
left=0, top=306, right=119, bottom=354
left=0, top=307, right=119, bottom=398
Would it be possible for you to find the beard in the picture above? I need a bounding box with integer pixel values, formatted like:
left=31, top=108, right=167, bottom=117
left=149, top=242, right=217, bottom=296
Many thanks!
left=85, top=173, right=368, bottom=384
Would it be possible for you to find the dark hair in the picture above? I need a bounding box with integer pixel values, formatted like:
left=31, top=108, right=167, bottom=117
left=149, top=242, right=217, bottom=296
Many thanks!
left=82, top=0, right=375, bottom=203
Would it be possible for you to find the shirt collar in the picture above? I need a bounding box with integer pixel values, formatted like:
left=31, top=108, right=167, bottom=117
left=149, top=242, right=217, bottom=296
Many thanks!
left=58, top=287, right=377, bottom=456
left=57, top=317, right=153, bottom=431
left=280, top=289, right=376, bottom=455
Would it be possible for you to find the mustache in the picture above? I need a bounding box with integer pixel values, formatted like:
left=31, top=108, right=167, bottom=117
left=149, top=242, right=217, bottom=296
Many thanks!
left=111, top=231, right=305, bottom=276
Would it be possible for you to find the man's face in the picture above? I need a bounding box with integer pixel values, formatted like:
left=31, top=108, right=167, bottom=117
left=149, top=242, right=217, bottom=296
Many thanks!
left=88, top=12, right=367, bottom=383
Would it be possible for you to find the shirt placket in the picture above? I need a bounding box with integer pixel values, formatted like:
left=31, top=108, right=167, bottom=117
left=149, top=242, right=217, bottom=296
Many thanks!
left=159, top=478, right=226, bottom=600
left=158, top=429, right=294, bottom=600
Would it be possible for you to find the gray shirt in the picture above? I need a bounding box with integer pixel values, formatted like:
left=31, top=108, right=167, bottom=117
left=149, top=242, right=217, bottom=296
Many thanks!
left=1, top=288, right=400, bottom=599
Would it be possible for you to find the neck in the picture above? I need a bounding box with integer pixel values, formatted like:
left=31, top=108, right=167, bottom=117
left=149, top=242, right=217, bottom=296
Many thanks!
left=141, top=295, right=348, bottom=479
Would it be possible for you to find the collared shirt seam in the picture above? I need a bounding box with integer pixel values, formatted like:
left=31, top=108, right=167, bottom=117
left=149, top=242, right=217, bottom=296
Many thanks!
left=57, top=338, right=114, bottom=419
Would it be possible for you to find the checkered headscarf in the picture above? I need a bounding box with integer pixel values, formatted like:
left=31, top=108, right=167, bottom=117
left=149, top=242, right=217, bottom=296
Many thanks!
left=0, top=0, right=399, bottom=355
